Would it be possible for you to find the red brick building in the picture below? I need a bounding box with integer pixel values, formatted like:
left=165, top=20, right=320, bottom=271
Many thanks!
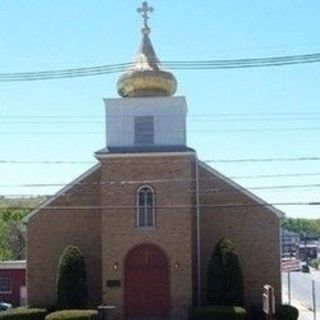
left=25, top=3, right=283, bottom=319
left=0, top=261, right=26, bottom=306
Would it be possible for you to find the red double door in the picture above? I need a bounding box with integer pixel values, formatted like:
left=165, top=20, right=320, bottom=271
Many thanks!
left=125, top=244, right=170, bottom=318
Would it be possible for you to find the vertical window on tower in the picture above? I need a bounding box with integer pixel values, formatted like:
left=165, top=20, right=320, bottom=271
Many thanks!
left=137, top=185, right=155, bottom=228
left=134, top=116, right=154, bottom=145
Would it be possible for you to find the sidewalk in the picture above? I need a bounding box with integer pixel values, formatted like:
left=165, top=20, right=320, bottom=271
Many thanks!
left=292, top=298, right=315, bottom=320
left=282, top=288, right=316, bottom=320
left=310, top=268, right=320, bottom=280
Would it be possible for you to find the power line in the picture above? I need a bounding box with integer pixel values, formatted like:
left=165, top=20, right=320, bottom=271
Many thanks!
left=0, top=113, right=320, bottom=124
left=232, top=172, right=320, bottom=179
left=204, top=183, right=320, bottom=192
left=250, top=184, right=320, bottom=190
left=0, top=62, right=131, bottom=82
left=0, top=160, right=94, bottom=164
left=1, top=157, right=320, bottom=165
left=2, top=180, right=319, bottom=204
left=0, top=202, right=319, bottom=212
left=1, top=127, right=320, bottom=134
left=2, top=112, right=320, bottom=119
left=2, top=52, right=320, bottom=81
left=1, top=181, right=320, bottom=196
left=1, top=172, right=320, bottom=188
left=2, top=117, right=320, bottom=124
left=205, top=157, right=320, bottom=163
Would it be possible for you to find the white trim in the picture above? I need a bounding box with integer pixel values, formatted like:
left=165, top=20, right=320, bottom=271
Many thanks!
left=199, top=161, right=284, bottom=218
left=0, top=261, right=26, bottom=270
left=23, top=164, right=101, bottom=223
left=103, top=95, right=187, bottom=104
left=136, top=184, right=156, bottom=228
left=95, top=151, right=196, bottom=160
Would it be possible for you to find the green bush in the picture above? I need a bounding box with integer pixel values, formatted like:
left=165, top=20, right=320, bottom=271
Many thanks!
left=56, top=245, right=88, bottom=309
left=0, top=307, right=47, bottom=320
left=192, top=306, right=246, bottom=320
left=207, top=238, right=244, bottom=306
left=45, top=310, right=97, bottom=320
left=276, top=305, right=299, bottom=320
left=310, top=259, right=320, bottom=270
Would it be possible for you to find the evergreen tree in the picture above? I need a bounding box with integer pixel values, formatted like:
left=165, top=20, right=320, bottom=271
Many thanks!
left=56, top=245, right=88, bottom=309
left=207, top=238, right=244, bottom=306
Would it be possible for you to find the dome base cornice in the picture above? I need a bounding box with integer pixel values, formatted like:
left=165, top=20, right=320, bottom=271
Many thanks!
left=117, top=69, right=177, bottom=97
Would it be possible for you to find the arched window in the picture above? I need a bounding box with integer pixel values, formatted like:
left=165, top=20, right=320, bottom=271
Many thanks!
left=137, top=185, right=155, bottom=227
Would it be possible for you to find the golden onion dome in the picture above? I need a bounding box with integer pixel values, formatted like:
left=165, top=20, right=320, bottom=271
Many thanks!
left=117, top=3, right=177, bottom=98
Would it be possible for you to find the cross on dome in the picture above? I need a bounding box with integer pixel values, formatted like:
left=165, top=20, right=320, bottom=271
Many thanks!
left=117, top=2, right=177, bottom=97
left=137, top=1, right=154, bottom=27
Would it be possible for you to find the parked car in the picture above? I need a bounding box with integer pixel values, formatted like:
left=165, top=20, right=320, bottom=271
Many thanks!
left=0, top=302, right=12, bottom=311
left=301, top=262, right=310, bottom=273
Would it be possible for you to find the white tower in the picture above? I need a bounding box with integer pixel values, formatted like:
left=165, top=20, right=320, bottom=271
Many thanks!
left=97, top=1, right=189, bottom=154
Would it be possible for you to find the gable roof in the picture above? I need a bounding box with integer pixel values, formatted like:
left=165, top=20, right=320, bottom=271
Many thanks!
left=199, top=161, right=284, bottom=219
left=23, top=164, right=101, bottom=224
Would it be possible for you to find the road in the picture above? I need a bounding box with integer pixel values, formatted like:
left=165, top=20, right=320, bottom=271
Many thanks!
left=282, top=271, right=320, bottom=317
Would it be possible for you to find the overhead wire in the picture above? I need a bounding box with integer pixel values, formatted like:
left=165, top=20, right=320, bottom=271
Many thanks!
left=2, top=127, right=320, bottom=134
left=1, top=157, right=320, bottom=164
left=1, top=180, right=320, bottom=196
left=2, top=175, right=319, bottom=211
left=2, top=117, right=320, bottom=124
left=0, top=202, right=319, bottom=212
left=1, top=50, right=318, bottom=202
left=1, top=54, right=319, bottom=214
left=204, top=157, right=320, bottom=163
left=1, top=172, right=320, bottom=188
left=2, top=118, right=320, bottom=124
left=2, top=112, right=320, bottom=119
left=2, top=52, right=320, bottom=81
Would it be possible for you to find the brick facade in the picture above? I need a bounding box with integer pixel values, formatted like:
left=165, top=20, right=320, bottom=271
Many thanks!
left=26, top=152, right=281, bottom=318
left=198, top=162, right=281, bottom=311
left=27, top=165, right=102, bottom=307
left=99, top=154, right=195, bottom=319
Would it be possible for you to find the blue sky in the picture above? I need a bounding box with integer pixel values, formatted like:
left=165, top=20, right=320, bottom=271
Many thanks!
left=0, top=1, right=320, bottom=218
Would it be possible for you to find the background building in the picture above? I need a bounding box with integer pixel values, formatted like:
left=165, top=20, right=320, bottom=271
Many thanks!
left=0, top=260, right=26, bottom=307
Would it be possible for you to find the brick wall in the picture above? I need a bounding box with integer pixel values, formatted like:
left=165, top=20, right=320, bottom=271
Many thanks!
left=26, top=153, right=281, bottom=316
left=99, top=154, right=195, bottom=319
left=198, top=162, right=282, bottom=311
left=26, top=165, right=102, bottom=308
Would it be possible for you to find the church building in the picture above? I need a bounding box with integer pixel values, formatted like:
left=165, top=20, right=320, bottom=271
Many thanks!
left=25, top=3, right=282, bottom=319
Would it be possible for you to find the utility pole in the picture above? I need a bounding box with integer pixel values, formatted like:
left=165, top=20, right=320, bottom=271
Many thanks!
left=288, top=272, right=292, bottom=305
left=312, top=280, right=316, bottom=320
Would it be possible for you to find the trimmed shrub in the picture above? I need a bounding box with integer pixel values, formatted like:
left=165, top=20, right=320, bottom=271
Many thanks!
left=207, top=238, right=244, bottom=306
left=0, top=307, right=47, bottom=320
left=192, top=306, right=246, bottom=320
left=275, top=305, right=299, bottom=320
left=56, top=245, right=88, bottom=309
left=310, top=259, right=320, bottom=270
left=45, top=310, right=97, bottom=320
left=250, top=305, right=264, bottom=320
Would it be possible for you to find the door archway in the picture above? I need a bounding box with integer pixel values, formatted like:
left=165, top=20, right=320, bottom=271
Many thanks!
left=125, top=243, right=170, bottom=318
